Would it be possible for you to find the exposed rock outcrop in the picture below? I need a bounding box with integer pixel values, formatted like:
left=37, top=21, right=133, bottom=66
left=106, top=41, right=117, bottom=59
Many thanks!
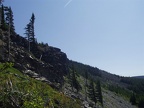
left=0, top=34, right=68, bottom=86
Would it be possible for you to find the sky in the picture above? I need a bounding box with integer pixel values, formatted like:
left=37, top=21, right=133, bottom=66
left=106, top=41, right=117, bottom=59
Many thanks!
left=4, top=0, right=144, bottom=77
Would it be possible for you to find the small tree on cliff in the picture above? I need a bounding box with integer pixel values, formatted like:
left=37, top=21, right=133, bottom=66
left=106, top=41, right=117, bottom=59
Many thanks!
left=69, top=65, right=81, bottom=92
left=25, top=23, right=31, bottom=51
left=95, top=80, right=103, bottom=106
left=88, top=79, right=97, bottom=105
left=85, top=71, right=88, bottom=100
left=25, top=13, right=36, bottom=52
left=29, top=13, right=35, bottom=44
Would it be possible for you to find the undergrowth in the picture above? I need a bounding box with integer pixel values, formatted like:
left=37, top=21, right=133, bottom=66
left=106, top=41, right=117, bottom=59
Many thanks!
left=0, top=62, right=81, bottom=108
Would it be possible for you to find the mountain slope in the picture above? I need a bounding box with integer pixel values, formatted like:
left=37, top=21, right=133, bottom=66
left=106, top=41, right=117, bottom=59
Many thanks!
left=1, top=32, right=143, bottom=107
left=0, top=63, right=81, bottom=108
left=1, top=32, right=141, bottom=108
left=1, top=33, right=68, bottom=86
left=69, top=60, right=144, bottom=107
left=133, top=76, right=144, bottom=79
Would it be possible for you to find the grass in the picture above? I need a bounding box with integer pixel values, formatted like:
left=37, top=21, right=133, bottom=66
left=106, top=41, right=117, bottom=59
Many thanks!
left=0, top=63, right=82, bottom=108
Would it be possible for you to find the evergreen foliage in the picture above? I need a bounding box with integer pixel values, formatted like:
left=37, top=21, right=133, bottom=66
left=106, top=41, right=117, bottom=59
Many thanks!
left=69, top=65, right=81, bottom=92
left=130, top=93, right=136, bottom=105
left=0, top=63, right=81, bottom=108
left=5, top=6, right=15, bottom=34
left=30, top=13, right=35, bottom=43
left=88, top=79, right=97, bottom=105
left=25, top=23, right=31, bottom=51
left=0, top=5, right=7, bottom=30
left=0, top=2, right=143, bottom=108
left=84, top=71, right=88, bottom=100
left=69, top=60, right=101, bottom=78
left=25, top=13, right=36, bottom=52
left=95, top=80, right=103, bottom=106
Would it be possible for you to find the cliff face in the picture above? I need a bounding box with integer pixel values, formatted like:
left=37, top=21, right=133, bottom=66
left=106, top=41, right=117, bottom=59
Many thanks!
left=36, top=46, right=68, bottom=84
left=0, top=34, right=68, bottom=84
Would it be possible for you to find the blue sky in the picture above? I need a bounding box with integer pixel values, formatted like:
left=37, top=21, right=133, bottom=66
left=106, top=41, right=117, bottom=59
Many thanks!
left=4, top=0, right=144, bottom=76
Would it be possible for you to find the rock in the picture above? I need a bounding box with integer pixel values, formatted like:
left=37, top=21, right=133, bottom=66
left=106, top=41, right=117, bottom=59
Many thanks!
left=82, top=101, right=92, bottom=108
left=24, top=70, right=39, bottom=78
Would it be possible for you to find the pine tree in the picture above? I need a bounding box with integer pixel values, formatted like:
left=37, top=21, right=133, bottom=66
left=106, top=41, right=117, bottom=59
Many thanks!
left=130, top=93, right=136, bottom=105
left=4, top=6, right=15, bottom=61
left=95, top=80, right=103, bottom=106
left=0, top=5, right=7, bottom=30
left=25, top=23, right=31, bottom=51
left=5, top=6, right=15, bottom=34
left=29, top=13, right=35, bottom=44
left=69, top=65, right=81, bottom=92
left=25, top=13, right=36, bottom=52
left=85, top=71, right=88, bottom=100
left=88, top=79, right=97, bottom=105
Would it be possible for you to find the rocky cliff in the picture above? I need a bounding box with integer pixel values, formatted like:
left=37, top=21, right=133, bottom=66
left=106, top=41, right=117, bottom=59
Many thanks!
left=0, top=33, right=68, bottom=86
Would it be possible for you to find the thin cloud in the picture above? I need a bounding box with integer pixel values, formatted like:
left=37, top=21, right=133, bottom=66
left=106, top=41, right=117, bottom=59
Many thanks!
left=64, top=0, right=72, bottom=8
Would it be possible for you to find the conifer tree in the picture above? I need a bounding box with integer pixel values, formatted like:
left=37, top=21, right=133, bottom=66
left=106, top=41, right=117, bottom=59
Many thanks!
left=29, top=13, right=35, bottom=44
left=25, top=23, right=31, bottom=51
left=25, top=13, right=36, bottom=52
left=4, top=6, right=15, bottom=61
left=0, top=5, right=6, bottom=30
left=95, top=80, right=103, bottom=106
left=5, top=6, right=15, bottom=34
left=69, top=65, right=81, bottom=92
left=85, top=71, right=88, bottom=100
left=130, top=93, right=136, bottom=105
left=88, top=79, right=97, bottom=105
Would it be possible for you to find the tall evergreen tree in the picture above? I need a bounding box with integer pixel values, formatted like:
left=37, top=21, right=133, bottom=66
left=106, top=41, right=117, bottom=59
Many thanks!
left=25, top=13, right=36, bottom=52
left=0, top=5, right=7, bottom=30
left=25, top=23, right=31, bottom=51
left=5, top=6, right=15, bottom=34
left=29, top=13, right=35, bottom=44
left=85, top=71, right=88, bottom=100
left=3, top=6, right=14, bottom=61
left=95, top=80, right=103, bottom=106
left=88, top=79, right=97, bottom=105
left=130, top=93, right=136, bottom=105
left=69, top=65, right=81, bottom=92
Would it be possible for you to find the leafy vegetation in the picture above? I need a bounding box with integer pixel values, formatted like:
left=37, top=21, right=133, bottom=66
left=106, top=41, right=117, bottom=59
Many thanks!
left=0, top=63, right=81, bottom=108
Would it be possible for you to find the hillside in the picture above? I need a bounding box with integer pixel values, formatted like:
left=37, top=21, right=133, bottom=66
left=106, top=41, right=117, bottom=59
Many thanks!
left=1, top=31, right=143, bottom=108
left=0, top=63, right=81, bottom=108
left=133, top=76, right=144, bottom=79
left=69, top=60, right=144, bottom=107
left=0, top=2, right=144, bottom=108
